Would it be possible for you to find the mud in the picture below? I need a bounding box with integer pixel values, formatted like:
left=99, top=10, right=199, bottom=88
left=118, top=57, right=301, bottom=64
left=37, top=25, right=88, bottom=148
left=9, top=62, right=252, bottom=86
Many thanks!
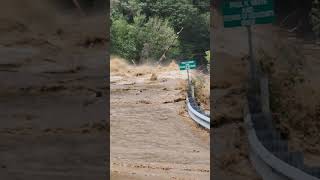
left=262, top=31, right=320, bottom=166
left=212, top=9, right=270, bottom=180
left=212, top=7, right=320, bottom=179
left=0, top=2, right=107, bottom=179
left=110, top=62, right=210, bottom=179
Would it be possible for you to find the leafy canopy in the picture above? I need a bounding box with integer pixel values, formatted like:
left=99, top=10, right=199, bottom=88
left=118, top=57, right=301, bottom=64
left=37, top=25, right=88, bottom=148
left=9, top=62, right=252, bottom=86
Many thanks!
left=111, top=0, right=210, bottom=65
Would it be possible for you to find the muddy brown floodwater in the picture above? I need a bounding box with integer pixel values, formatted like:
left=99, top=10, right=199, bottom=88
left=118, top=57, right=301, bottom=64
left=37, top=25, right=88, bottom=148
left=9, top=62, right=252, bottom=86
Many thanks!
left=212, top=9, right=268, bottom=180
left=0, top=4, right=108, bottom=179
left=213, top=7, right=320, bottom=179
left=110, top=64, right=210, bottom=180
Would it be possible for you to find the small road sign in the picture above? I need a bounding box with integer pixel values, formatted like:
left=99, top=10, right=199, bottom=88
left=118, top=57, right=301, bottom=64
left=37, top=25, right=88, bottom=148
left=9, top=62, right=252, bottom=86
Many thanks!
left=179, top=60, right=196, bottom=70
left=179, top=60, right=196, bottom=88
left=223, top=0, right=274, bottom=28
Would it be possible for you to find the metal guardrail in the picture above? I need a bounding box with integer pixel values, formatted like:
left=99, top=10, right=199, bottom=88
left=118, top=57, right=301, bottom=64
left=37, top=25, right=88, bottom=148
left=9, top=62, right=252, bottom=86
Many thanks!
left=245, top=75, right=320, bottom=180
left=186, top=87, right=210, bottom=129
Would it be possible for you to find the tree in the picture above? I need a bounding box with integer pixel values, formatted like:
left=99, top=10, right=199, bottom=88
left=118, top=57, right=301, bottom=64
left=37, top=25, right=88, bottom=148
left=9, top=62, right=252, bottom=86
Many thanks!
left=142, top=17, right=179, bottom=61
left=111, top=13, right=179, bottom=63
left=137, top=0, right=210, bottom=64
left=111, top=17, right=140, bottom=60
left=111, top=0, right=210, bottom=65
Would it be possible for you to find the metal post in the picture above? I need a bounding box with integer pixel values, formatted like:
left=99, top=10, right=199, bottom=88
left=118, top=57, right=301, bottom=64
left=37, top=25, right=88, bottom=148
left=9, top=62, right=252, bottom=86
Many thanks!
left=191, top=85, right=195, bottom=98
left=247, top=25, right=258, bottom=92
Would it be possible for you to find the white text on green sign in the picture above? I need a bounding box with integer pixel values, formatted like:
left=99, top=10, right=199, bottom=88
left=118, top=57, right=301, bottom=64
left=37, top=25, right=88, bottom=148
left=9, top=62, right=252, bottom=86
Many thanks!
left=223, top=0, right=274, bottom=27
left=181, top=60, right=195, bottom=64
left=179, top=60, right=196, bottom=70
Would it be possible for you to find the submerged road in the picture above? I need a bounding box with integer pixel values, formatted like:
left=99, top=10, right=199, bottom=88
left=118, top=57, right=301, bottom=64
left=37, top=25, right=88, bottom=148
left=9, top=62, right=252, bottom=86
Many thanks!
left=110, top=71, right=210, bottom=180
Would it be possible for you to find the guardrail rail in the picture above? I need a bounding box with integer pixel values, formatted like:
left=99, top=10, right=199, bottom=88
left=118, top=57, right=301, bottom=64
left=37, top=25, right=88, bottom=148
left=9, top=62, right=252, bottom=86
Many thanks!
left=186, top=87, right=210, bottom=129
left=245, top=74, right=320, bottom=180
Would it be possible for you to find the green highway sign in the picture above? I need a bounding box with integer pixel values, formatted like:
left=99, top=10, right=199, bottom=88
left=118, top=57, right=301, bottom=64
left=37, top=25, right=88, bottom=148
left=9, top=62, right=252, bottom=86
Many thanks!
left=179, top=60, right=196, bottom=70
left=222, top=0, right=275, bottom=28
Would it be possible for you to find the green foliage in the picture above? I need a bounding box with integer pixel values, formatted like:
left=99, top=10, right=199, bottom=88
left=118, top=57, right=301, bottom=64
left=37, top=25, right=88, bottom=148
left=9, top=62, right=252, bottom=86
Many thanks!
left=111, top=17, right=139, bottom=60
left=111, top=13, right=178, bottom=62
left=179, top=12, right=210, bottom=57
left=142, top=17, right=179, bottom=61
left=111, top=0, right=210, bottom=64
left=137, top=0, right=210, bottom=59
left=139, top=0, right=199, bottom=29
left=111, top=0, right=143, bottom=22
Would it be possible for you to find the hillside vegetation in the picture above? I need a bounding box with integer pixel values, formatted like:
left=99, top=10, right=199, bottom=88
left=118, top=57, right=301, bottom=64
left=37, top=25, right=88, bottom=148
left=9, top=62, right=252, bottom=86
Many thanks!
left=111, top=0, right=210, bottom=66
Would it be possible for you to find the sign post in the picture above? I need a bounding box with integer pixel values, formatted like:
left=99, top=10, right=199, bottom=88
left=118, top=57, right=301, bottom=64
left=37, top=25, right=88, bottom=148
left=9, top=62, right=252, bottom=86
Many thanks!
left=186, top=64, right=191, bottom=86
left=247, top=25, right=256, bottom=82
left=222, top=0, right=274, bottom=91
left=179, top=60, right=196, bottom=89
